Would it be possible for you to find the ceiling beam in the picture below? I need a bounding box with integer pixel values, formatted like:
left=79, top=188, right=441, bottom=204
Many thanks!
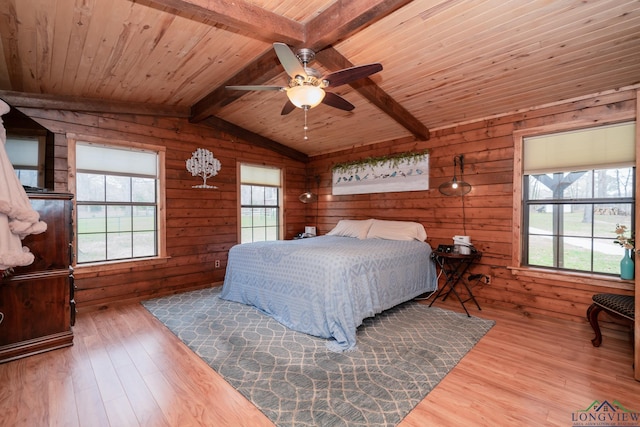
left=315, top=48, right=430, bottom=141
left=305, top=0, right=414, bottom=51
left=145, top=0, right=304, bottom=46
left=190, top=0, right=414, bottom=122
left=0, top=90, right=191, bottom=117
left=190, top=48, right=283, bottom=122
left=203, top=116, right=308, bottom=163
left=173, top=0, right=429, bottom=153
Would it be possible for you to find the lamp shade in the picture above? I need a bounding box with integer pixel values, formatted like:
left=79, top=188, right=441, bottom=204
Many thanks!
left=298, top=191, right=318, bottom=203
left=287, top=85, right=325, bottom=109
left=439, top=154, right=472, bottom=196
left=438, top=179, right=472, bottom=196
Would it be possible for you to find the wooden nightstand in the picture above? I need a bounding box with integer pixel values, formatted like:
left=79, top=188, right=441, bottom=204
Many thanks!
left=429, top=250, right=483, bottom=316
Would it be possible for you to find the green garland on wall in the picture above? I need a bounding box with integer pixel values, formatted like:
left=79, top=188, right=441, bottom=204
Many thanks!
left=332, top=149, right=430, bottom=174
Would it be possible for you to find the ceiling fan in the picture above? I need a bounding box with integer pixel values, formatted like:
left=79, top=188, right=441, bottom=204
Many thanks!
left=226, top=43, right=383, bottom=116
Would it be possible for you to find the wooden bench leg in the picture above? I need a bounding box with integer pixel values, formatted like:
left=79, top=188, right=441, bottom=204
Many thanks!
left=587, top=303, right=604, bottom=347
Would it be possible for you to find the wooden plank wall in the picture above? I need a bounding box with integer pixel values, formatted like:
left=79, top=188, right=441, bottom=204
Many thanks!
left=308, top=88, right=638, bottom=325
left=8, top=87, right=637, bottom=328
left=13, top=108, right=307, bottom=310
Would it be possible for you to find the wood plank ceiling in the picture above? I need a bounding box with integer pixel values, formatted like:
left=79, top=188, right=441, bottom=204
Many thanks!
left=0, top=0, right=639, bottom=159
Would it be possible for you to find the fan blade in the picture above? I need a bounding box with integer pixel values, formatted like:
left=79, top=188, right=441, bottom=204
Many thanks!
left=322, top=92, right=355, bottom=111
left=226, top=85, right=284, bottom=91
left=280, top=100, right=296, bottom=115
left=323, top=63, right=383, bottom=88
left=273, top=43, right=307, bottom=79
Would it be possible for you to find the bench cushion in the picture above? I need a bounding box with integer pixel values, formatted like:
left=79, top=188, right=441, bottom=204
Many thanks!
left=592, top=293, right=635, bottom=321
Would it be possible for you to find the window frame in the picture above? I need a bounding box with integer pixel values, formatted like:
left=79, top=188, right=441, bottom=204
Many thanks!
left=68, top=134, right=167, bottom=272
left=512, top=121, right=636, bottom=290
left=522, top=169, right=635, bottom=274
left=238, top=163, right=284, bottom=243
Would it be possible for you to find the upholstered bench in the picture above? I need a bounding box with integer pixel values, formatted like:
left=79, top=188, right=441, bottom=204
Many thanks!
left=587, top=293, right=635, bottom=347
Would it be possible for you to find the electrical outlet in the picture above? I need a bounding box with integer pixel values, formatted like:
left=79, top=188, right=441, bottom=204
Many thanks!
left=484, top=275, right=491, bottom=285
left=215, top=260, right=221, bottom=268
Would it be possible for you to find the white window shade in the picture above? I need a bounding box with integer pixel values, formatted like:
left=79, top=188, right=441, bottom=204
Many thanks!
left=6, top=137, right=39, bottom=166
left=77, top=142, right=157, bottom=176
left=524, top=122, right=636, bottom=174
left=241, top=164, right=281, bottom=186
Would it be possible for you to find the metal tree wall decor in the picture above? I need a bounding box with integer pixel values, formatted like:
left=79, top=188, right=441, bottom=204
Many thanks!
left=186, top=148, right=221, bottom=188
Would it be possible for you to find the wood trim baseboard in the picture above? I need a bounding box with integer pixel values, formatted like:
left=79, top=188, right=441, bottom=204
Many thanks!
left=0, top=331, right=73, bottom=364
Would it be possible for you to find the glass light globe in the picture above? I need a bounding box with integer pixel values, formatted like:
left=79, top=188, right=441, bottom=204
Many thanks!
left=287, top=85, right=325, bottom=109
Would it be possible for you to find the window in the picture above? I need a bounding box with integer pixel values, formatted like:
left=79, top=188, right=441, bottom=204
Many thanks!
left=74, top=141, right=162, bottom=264
left=519, top=122, right=636, bottom=276
left=5, top=136, right=44, bottom=187
left=239, top=164, right=282, bottom=243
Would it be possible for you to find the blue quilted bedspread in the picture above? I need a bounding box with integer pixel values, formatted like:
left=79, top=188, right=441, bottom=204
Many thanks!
left=219, top=236, right=437, bottom=351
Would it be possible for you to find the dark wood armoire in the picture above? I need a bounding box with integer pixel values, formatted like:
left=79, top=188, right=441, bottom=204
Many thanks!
left=0, top=191, right=74, bottom=363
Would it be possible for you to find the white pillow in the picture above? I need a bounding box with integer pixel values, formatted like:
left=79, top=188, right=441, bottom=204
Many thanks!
left=366, top=219, right=427, bottom=241
left=326, top=219, right=374, bottom=239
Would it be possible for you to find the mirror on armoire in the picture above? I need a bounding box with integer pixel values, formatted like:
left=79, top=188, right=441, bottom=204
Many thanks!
left=0, top=99, right=54, bottom=191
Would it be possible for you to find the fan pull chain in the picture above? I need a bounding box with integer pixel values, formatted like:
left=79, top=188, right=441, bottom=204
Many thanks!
left=303, top=107, right=309, bottom=140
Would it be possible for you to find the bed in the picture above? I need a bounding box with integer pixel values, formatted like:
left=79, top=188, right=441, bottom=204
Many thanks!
left=219, top=219, right=438, bottom=351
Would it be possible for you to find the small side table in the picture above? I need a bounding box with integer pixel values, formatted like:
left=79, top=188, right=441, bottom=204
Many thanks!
left=429, top=250, right=482, bottom=316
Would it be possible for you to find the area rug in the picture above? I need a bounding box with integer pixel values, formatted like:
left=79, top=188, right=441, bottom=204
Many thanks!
left=142, top=287, right=494, bottom=427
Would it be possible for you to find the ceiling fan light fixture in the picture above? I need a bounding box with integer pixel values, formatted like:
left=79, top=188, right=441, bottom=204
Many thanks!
left=287, top=85, right=325, bottom=109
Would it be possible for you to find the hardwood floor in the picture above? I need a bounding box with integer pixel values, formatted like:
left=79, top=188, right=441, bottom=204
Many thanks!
left=0, top=294, right=637, bottom=426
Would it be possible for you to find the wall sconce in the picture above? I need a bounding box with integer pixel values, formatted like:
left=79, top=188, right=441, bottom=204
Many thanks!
left=439, top=155, right=472, bottom=196
left=186, top=148, right=221, bottom=188
left=298, top=190, right=318, bottom=203
left=299, top=175, right=320, bottom=203
left=299, top=175, right=320, bottom=232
